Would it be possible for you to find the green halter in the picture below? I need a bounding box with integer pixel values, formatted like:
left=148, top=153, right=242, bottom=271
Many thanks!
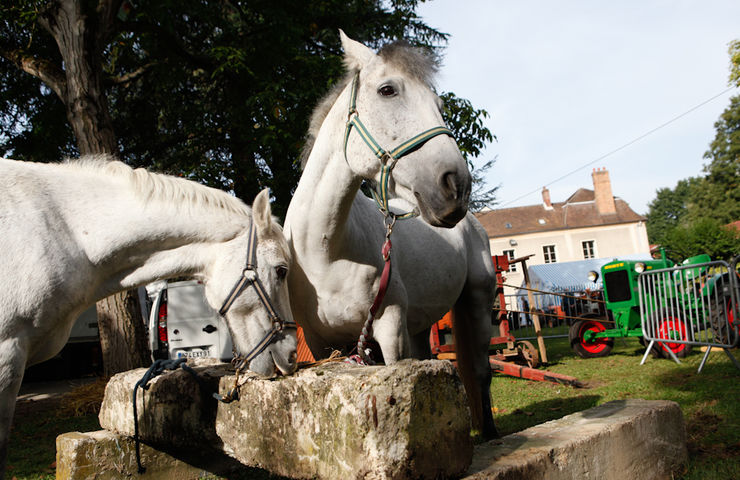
left=343, top=72, right=455, bottom=220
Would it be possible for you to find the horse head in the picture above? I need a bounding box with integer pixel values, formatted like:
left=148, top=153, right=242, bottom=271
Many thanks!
left=339, top=30, right=471, bottom=227
left=204, top=189, right=297, bottom=377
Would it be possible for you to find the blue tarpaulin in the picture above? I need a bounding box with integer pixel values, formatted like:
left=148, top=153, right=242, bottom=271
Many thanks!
left=523, top=254, right=653, bottom=293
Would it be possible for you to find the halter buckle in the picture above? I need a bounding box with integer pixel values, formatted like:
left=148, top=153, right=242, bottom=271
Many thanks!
left=242, top=269, right=257, bottom=281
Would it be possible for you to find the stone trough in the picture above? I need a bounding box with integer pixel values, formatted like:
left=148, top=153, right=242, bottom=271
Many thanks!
left=56, top=360, right=687, bottom=479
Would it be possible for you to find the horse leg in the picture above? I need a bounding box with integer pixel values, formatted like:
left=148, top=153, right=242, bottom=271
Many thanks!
left=452, top=291, right=497, bottom=440
left=372, top=303, right=409, bottom=364
left=0, top=338, right=27, bottom=478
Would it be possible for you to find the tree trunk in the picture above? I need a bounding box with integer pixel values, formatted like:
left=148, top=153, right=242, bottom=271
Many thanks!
left=97, top=292, right=151, bottom=376
left=40, top=0, right=151, bottom=375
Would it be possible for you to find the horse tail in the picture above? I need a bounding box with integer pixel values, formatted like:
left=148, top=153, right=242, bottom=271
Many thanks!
left=451, top=299, right=497, bottom=440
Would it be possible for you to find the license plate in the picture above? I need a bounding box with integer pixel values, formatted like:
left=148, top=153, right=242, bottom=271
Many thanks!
left=178, top=349, right=210, bottom=358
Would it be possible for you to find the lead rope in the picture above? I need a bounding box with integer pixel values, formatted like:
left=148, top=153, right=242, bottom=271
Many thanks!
left=346, top=214, right=396, bottom=365
left=132, top=358, right=208, bottom=473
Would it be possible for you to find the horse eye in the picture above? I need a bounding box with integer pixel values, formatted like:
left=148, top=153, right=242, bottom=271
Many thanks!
left=275, top=265, right=288, bottom=280
left=378, top=85, right=397, bottom=97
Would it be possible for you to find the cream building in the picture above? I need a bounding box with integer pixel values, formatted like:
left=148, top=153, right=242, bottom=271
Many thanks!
left=475, top=168, right=650, bottom=298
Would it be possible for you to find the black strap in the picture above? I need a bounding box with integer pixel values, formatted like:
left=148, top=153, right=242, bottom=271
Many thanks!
left=132, top=358, right=205, bottom=473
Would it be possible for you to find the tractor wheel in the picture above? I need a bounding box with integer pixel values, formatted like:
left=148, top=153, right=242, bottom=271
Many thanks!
left=516, top=340, right=539, bottom=368
left=639, top=335, right=667, bottom=358
left=655, top=317, right=692, bottom=358
left=710, top=295, right=739, bottom=346
left=569, top=319, right=614, bottom=358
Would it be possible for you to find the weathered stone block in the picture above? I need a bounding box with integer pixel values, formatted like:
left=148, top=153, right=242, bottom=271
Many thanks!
left=98, top=359, right=473, bottom=479
left=464, top=399, right=687, bottom=480
left=98, top=362, right=224, bottom=449
left=55, top=430, right=241, bottom=480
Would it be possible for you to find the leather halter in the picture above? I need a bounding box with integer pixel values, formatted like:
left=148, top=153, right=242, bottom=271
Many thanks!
left=343, top=72, right=455, bottom=220
left=342, top=71, right=456, bottom=364
left=218, top=220, right=296, bottom=371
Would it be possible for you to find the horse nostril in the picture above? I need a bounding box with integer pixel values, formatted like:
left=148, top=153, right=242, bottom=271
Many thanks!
left=440, top=171, right=459, bottom=200
left=290, top=351, right=297, bottom=365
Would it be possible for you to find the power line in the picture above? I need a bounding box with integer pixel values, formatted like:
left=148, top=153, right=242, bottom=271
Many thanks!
left=499, top=86, right=737, bottom=208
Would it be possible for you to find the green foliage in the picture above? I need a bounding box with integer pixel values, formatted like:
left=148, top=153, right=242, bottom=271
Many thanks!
left=729, top=39, right=740, bottom=88
left=646, top=178, right=700, bottom=247
left=663, top=217, right=740, bottom=260
left=647, top=40, right=740, bottom=259
left=439, top=92, right=499, bottom=211
left=1, top=1, right=498, bottom=216
left=691, top=95, right=740, bottom=225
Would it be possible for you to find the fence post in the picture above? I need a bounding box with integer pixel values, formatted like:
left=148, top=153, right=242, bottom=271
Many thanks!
left=521, top=259, right=548, bottom=364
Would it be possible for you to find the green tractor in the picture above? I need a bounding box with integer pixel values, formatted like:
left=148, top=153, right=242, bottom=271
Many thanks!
left=569, top=250, right=738, bottom=359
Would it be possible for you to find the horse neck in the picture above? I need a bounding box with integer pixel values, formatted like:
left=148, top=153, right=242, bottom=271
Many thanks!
left=64, top=173, right=248, bottom=296
left=287, top=88, right=364, bottom=255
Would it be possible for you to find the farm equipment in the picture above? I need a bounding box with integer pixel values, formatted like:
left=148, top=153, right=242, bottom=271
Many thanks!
left=431, top=254, right=582, bottom=387
left=569, top=249, right=740, bottom=360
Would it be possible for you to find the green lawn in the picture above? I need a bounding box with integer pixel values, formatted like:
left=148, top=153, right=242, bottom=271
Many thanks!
left=490, top=336, right=740, bottom=479
left=7, top=338, right=739, bottom=479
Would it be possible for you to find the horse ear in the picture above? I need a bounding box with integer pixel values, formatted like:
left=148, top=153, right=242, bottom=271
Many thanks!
left=252, top=188, right=272, bottom=234
left=339, top=29, right=374, bottom=71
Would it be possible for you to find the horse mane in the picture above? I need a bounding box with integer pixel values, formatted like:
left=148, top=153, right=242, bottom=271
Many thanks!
left=300, top=40, right=439, bottom=169
left=68, top=155, right=251, bottom=217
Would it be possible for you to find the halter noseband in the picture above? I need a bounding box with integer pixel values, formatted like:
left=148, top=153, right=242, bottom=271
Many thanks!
left=218, top=221, right=296, bottom=371
left=343, top=72, right=455, bottom=219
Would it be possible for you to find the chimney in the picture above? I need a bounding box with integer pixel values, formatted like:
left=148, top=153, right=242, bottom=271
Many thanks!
left=541, top=187, right=553, bottom=209
left=592, top=167, right=616, bottom=215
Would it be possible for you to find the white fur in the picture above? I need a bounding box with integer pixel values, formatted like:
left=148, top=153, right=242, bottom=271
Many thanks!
left=284, top=32, right=496, bottom=436
left=0, top=157, right=296, bottom=474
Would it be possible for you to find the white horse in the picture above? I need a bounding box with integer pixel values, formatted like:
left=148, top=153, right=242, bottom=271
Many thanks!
left=0, top=155, right=297, bottom=476
left=285, top=32, right=497, bottom=438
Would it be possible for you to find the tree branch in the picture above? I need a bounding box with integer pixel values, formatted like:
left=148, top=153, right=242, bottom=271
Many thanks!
left=0, top=45, right=66, bottom=99
left=95, top=0, right=124, bottom=50
left=105, top=62, right=156, bottom=86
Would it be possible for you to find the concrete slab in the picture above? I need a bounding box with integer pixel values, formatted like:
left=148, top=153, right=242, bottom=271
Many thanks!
left=464, top=399, right=687, bottom=480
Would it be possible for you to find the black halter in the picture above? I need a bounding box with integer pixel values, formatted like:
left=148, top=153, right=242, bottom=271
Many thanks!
left=218, top=221, right=296, bottom=370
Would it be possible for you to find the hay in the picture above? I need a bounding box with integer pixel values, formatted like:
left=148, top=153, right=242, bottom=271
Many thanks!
left=56, top=377, right=109, bottom=417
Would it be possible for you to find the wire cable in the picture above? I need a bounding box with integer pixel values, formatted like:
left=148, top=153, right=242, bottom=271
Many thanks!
left=499, top=86, right=737, bottom=207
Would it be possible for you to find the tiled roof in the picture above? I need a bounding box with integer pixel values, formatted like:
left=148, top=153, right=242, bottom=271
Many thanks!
left=475, top=195, right=645, bottom=238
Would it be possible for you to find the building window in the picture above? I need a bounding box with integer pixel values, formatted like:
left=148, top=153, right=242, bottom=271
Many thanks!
left=503, top=249, right=517, bottom=272
left=582, top=240, right=596, bottom=259
left=543, top=245, right=557, bottom=264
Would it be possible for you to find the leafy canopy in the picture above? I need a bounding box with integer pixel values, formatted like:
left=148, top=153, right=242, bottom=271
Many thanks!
left=0, top=0, right=498, bottom=216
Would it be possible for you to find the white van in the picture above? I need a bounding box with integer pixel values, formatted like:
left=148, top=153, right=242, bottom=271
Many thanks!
left=146, top=280, right=234, bottom=361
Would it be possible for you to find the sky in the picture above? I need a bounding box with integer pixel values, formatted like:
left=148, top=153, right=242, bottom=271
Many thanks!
left=417, top=0, right=740, bottom=215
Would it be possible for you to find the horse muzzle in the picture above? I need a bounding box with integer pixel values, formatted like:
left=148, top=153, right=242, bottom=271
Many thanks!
left=414, top=167, right=471, bottom=227
left=248, top=347, right=298, bottom=378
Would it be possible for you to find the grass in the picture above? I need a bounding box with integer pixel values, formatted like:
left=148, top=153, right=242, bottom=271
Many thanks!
left=7, top=338, right=740, bottom=479
left=6, top=412, right=100, bottom=480
left=490, top=336, right=740, bottom=479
